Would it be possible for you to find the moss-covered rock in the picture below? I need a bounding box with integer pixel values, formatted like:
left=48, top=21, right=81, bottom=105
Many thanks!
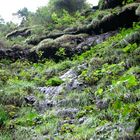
left=63, top=3, right=139, bottom=35
left=35, top=34, right=88, bottom=59
left=118, top=30, right=140, bottom=47
left=6, top=28, right=31, bottom=39
left=136, top=5, right=140, bottom=16
left=98, top=0, right=124, bottom=9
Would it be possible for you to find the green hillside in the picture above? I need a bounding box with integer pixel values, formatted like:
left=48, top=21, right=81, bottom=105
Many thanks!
left=0, top=0, right=140, bottom=139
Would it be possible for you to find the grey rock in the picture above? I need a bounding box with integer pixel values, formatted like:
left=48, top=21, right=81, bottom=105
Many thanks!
left=56, top=108, right=79, bottom=119
left=60, top=69, right=77, bottom=81
left=77, top=31, right=117, bottom=52
left=24, top=95, right=36, bottom=104
left=96, top=99, right=109, bottom=110
left=38, top=86, right=64, bottom=96
left=79, top=117, right=87, bottom=124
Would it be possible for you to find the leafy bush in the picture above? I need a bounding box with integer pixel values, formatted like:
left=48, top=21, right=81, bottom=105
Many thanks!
left=0, top=105, right=8, bottom=126
left=0, top=70, right=11, bottom=85
left=46, top=76, right=63, bottom=86
left=122, top=0, right=135, bottom=5
left=51, top=10, right=85, bottom=29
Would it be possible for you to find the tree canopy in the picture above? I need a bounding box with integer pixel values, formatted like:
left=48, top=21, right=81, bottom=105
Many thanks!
left=13, top=0, right=89, bottom=27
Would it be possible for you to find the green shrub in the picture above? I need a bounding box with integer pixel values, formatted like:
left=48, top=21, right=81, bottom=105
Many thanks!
left=0, top=105, right=8, bottom=126
left=46, top=76, right=63, bottom=86
left=60, top=123, right=75, bottom=134
left=0, top=70, right=11, bottom=84
left=51, top=10, right=85, bottom=29
left=122, top=0, right=135, bottom=5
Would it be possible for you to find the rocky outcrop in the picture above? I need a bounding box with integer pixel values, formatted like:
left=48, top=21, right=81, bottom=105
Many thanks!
left=1, top=4, right=139, bottom=62
left=25, top=35, right=47, bottom=46
left=32, top=31, right=116, bottom=60
left=0, top=31, right=117, bottom=61
left=26, top=30, right=65, bottom=46
left=74, top=3, right=140, bottom=35
left=26, top=3, right=140, bottom=46
left=0, top=45, right=38, bottom=62
left=116, top=29, right=140, bottom=47
left=6, top=28, right=31, bottom=39
left=33, top=34, right=88, bottom=60
left=62, top=3, right=139, bottom=35
left=36, top=64, right=87, bottom=111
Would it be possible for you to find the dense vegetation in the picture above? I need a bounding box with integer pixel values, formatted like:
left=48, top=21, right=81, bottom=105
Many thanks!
left=0, top=0, right=140, bottom=139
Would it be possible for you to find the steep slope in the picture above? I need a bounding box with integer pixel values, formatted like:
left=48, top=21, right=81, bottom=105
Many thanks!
left=0, top=2, right=140, bottom=140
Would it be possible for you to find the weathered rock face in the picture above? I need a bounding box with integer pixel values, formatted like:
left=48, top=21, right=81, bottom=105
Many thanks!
left=26, top=30, right=65, bottom=46
left=77, top=31, right=117, bottom=50
left=32, top=31, right=116, bottom=60
left=6, top=28, right=31, bottom=39
left=33, top=34, right=88, bottom=60
left=117, top=30, right=140, bottom=47
left=0, top=31, right=117, bottom=61
left=36, top=64, right=87, bottom=111
left=25, top=35, right=47, bottom=46
left=1, top=4, right=139, bottom=62
left=0, top=46, right=38, bottom=62
left=81, top=3, right=140, bottom=35
left=64, top=3, right=139, bottom=35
